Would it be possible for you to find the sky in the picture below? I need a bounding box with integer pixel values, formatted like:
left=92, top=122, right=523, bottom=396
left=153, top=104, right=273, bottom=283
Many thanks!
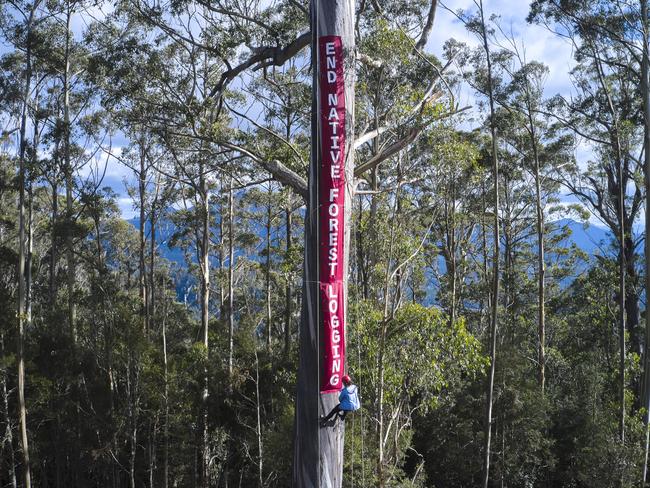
left=430, top=1, right=608, bottom=228
left=430, top=0, right=577, bottom=101
left=2, top=1, right=595, bottom=225
left=110, top=0, right=583, bottom=220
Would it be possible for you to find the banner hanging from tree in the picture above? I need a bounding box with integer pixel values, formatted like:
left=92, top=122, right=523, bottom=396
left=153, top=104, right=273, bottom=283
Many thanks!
left=318, top=35, right=347, bottom=393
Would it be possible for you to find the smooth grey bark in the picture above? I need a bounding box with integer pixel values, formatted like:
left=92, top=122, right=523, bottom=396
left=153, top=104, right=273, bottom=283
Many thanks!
left=1, top=330, right=17, bottom=488
left=292, top=1, right=354, bottom=487
left=63, top=2, right=76, bottom=343
left=528, top=105, right=545, bottom=393
left=266, top=185, right=273, bottom=351
left=478, top=2, right=500, bottom=487
left=162, top=305, right=170, bottom=488
left=138, top=140, right=149, bottom=333
left=642, top=2, right=650, bottom=485
left=589, top=42, right=627, bottom=452
left=49, top=162, right=58, bottom=304
left=228, top=177, right=235, bottom=383
left=255, top=350, right=264, bottom=487
left=376, top=171, right=405, bottom=487
left=16, top=3, right=38, bottom=485
left=285, top=206, right=293, bottom=356
left=199, top=166, right=211, bottom=488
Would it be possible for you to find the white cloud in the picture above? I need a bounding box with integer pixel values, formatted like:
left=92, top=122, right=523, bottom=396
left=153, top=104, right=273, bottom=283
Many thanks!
left=117, top=197, right=137, bottom=220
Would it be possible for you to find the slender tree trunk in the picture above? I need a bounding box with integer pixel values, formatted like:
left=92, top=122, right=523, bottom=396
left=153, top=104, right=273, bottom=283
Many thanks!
left=480, top=178, right=490, bottom=333
left=1, top=330, right=17, bottom=488
left=223, top=178, right=235, bottom=488
left=377, top=322, right=386, bottom=488
left=376, top=164, right=404, bottom=488
left=479, top=2, right=500, bottom=486
left=26, top=103, right=40, bottom=324
left=150, top=176, right=159, bottom=330
left=26, top=180, right=34, bottom=323
left=127, top=357, right=138, bottom=488
left=444, top=177, right=458, bottom=327
left=266, top=185, right=272, bottom=351
left=63, top=4, right=76, bottom=343
left=162, top=306, right=169, bottom=488
left=284, top=207, right=292, bottom=356
left=519, top=69, right=552, bottom=483
left=529, top=114, right=545, bottom=393
left=26, top=105, right=38, bottom=323
left=139, top=142, right=149, bottom=333
left=255, top=350, right=264, bottom=487
left=50, top=174, right=58, bottom=304
left=148, top=417, right=157, bottom=488
left=16, top=5, right=37, bottom=485
left=641, top=3, right=650, bottom=485
left=228, top=178, right=235, bottom=383
left=17, top=88, right=32, bottom=488
left=199, top=170, right=211, bottom=488
left=617, top=150, right=627, bottom=452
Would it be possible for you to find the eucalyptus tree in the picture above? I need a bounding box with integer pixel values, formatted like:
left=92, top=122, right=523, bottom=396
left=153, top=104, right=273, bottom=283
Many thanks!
left=0, top=1, right=47, bottom=485
left=416, top=128, right=481, bottom=327
left=529, top=6, right=645, bottom=466
left=492, top=48, right=572, bottom=394
left=89, top=1, right=473, bottom=486
left=446, top=3, right=503, bottom=485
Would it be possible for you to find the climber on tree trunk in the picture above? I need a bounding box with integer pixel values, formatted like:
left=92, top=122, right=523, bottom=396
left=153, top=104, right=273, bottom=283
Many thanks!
left=320, top=375, right=361, bottom=426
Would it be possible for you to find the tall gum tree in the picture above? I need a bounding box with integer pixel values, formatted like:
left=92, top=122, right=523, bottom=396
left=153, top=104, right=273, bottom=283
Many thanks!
left=292, top=1, right=355, bottom=486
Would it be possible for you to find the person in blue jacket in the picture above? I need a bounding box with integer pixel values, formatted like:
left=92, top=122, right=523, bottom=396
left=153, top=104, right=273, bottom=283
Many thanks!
left=320, top=375, right=360, bottom=426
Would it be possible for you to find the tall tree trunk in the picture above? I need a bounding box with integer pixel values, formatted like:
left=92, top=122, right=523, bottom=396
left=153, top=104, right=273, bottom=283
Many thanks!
left=148, top=417, right=157, bottom=488
left=162, top=306, right=169, bottom=488
left=63, top=3, right=76, bottom=343
left=199, top=169, right=211, bottom=488
left=26, top=101, right=40, bottom=324
left=479, top=2, right=500, bottom=487
left=138, top=142, right=149, bottom=334
left=127, top=357, right=138, bottom=488
left=617, top=147, right=627, bottom=457
left=285, top=206, right=292, bottom=356
left=293, top=0, right=355, bottom=486
left=50, top=173, right=58, bottom=304
left=266, top=185, right=272, bottom=351
left=376, top=160, right=404, bottom=488
left=443, top=176, right=458, bottom=327
left=527, top=108, right=545, bottom=393
left=26, top=179, right=34, bottom=324
left=255, top=350, right=264, bottom=488
left=228, top=177, right=235, bottom=383
left=1, top=330, right=17, bottom=488
left=16, top=5, right=37, bottom=485
left=592, top=43, right=627, bottom=455
left=150, top=175, right=160, bottom=331
left=641, top=4, right=650, bottom=485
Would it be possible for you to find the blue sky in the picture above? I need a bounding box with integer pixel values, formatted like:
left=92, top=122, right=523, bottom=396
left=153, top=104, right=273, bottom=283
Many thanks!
left=2, top=1, right=601, bottom=226
left=106, top=0, right=584, bottom=221
left=430, top=0, right=577, bottom=100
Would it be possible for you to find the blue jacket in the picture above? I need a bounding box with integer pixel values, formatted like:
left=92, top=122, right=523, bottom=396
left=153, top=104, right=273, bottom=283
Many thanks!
left=339, top=385, right=360, bottom=411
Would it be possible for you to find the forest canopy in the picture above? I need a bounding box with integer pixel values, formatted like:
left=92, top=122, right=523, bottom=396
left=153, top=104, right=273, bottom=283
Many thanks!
left=2, top=0, right=650, bottom=487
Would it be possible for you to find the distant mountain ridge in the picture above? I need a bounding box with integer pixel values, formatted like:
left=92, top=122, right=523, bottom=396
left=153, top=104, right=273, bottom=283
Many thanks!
left=126, top=216, right=615, bottom=305
left=552, top=218, right=611, bottom=255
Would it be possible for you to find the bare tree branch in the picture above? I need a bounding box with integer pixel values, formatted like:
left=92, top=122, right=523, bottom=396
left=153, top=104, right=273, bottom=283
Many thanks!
left=414, top=0, right=438, bottom=51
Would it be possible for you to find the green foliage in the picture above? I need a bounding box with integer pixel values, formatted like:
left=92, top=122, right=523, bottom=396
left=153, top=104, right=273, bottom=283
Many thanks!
left=345, top=301, right=486, bottom=486
left=1, top=0, right=649, bottom=487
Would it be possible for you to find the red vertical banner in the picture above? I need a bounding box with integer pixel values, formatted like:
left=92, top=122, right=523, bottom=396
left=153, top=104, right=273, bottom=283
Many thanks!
left=318, top=35, right=346, bottom=393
